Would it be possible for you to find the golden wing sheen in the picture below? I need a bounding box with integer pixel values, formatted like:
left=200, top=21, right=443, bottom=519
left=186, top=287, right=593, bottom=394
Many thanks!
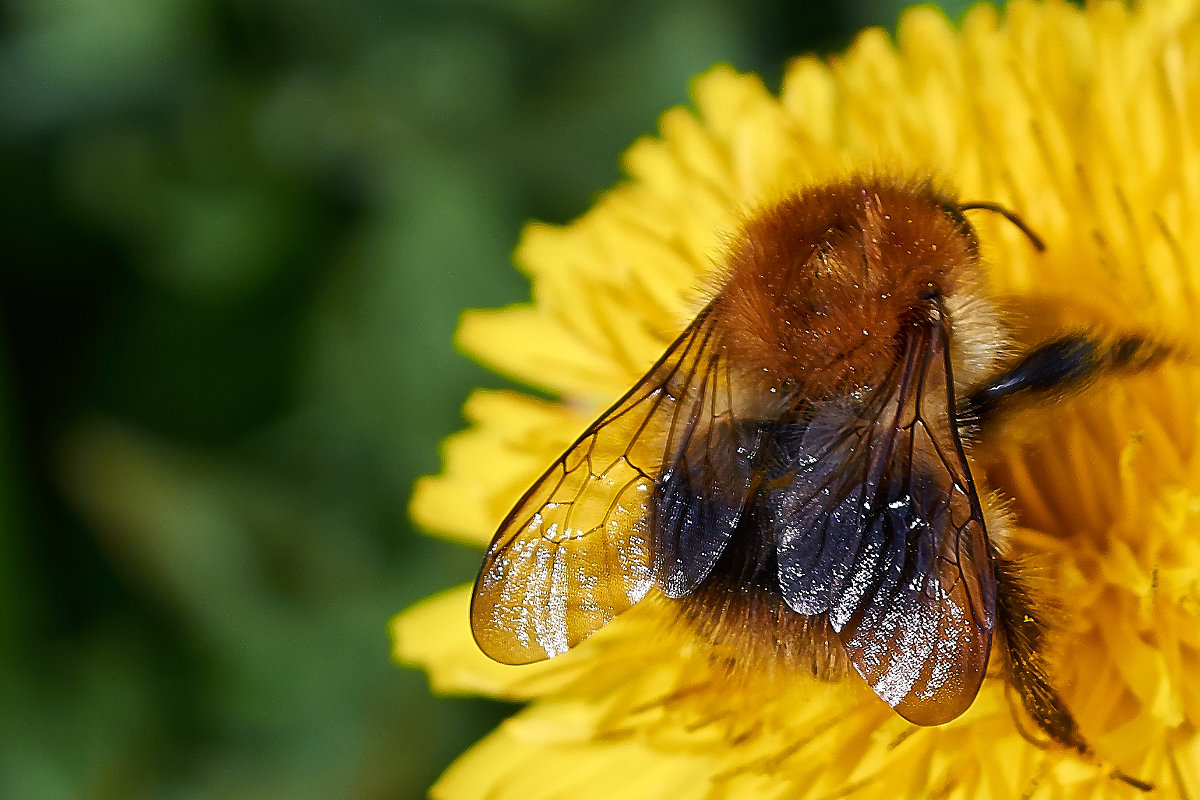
left=470, top=308, right=759, bottom=664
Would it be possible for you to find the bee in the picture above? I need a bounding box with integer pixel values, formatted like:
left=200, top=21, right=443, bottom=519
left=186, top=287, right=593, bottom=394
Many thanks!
left=470, top=176, right=1160, bottom=786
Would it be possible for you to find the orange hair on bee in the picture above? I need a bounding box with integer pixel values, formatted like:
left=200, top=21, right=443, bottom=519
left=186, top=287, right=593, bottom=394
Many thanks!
left=713, top=178, right=979, bottom=398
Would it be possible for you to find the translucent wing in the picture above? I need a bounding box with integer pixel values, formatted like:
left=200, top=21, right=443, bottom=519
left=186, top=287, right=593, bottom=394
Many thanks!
left=471, top=307, right=760, bottom=664
left=770, top=319, right=996, bottom=725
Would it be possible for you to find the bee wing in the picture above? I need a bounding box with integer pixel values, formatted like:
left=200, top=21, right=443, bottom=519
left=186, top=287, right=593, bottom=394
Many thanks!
left=772, top=320, right=996, bottom=725
left=471, top=307, right=758, bottom=664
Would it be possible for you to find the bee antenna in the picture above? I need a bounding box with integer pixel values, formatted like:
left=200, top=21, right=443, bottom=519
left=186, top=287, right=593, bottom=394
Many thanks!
left=958, top=201, right=1046, bottom=252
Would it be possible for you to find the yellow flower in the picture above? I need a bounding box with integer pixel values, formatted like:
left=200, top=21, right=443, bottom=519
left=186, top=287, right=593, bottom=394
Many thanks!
left=394, top=1, right=1200, bottom=797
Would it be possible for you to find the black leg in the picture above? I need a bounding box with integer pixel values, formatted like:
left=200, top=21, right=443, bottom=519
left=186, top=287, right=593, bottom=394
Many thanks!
left=993, top=555, right=1154, bottom=792
left=992, top=555, right=1090, bottom=754
left=960, top=334, right=1166, bottom=426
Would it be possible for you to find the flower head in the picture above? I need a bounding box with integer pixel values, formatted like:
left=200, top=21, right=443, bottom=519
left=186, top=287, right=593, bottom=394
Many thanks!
left=394, top=2, right=1200, bottom=797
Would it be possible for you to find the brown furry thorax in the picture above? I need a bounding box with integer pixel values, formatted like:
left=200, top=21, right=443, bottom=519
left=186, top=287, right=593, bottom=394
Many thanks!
left=712, top=177, right=980, bottom=398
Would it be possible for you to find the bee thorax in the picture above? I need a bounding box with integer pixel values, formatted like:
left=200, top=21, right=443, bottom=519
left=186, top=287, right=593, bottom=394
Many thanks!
left=711, top=178, right=982, bottom=397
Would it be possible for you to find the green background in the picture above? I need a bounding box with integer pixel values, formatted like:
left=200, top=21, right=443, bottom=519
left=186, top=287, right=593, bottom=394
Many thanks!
left=0, top=1, right=971, bottom=797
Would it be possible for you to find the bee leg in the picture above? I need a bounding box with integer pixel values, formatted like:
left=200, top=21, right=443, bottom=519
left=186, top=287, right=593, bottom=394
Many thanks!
left=993, top=555, right=1090, bottom=753
left=959, top=333, right=1166, bottom=426
left=994, top=556, right=1154, bottom=792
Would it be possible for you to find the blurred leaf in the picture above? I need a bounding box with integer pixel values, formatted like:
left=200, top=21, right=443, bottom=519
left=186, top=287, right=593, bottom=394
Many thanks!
left=0, top=0, right=200, bottom=133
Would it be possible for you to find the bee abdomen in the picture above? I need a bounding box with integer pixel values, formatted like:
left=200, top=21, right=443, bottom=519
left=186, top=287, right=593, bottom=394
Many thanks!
left=658, top=468, right=848, bottom=681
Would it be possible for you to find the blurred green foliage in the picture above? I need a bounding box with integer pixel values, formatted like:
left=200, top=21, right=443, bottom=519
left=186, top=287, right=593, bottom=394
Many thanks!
left=0, top=0, right=970, bottom=797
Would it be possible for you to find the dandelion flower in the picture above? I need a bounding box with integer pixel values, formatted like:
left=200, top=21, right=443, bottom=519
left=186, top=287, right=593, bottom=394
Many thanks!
left=394, top=1, right=1200, bottom=797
